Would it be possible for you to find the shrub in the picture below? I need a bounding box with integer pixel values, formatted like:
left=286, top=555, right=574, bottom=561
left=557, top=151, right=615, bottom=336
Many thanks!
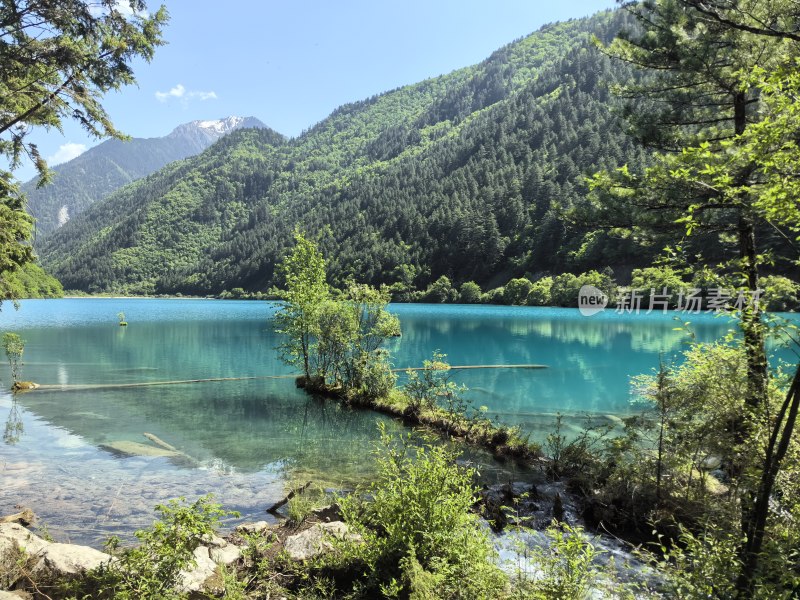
left=527, top=276, right=553, bottom=306
left=504, top=278, right=534, bottom=305
left=422, top=276, right=459, bottom=303
left=403, top=351, right=456, bottom=415
left=521, top=521, right=601, bottom=600
left=629, top=266, right=688, bottom=308
left=482, top=287, right=505, bottom=304
left=75, top=495, right=236, bottom=600
left=334, top=425, right=506, bottom=598
left=760, top=275, right=800, bottom=312
left=459, top=281, right=483, bottom=304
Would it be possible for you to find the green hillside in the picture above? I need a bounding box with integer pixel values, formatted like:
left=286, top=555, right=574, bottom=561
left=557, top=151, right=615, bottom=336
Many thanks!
left=40, top=10, right=651, bottom=296
left=1, top=262, right=63, bottom=300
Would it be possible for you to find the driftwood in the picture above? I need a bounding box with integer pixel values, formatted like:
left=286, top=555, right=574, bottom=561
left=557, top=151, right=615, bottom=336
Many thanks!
left=266, top=481, right=312, bottom=515
left=143, top=432, right=179, bottom=453
left=0, top=507, right=35, bottom=526
left=141, top=433, right=199, bottom=466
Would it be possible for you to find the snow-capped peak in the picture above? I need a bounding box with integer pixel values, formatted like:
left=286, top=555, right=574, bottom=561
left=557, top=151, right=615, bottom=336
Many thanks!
left=167, top=116, right=268, bottom=149
left=195, top=116, right=245, bottom=134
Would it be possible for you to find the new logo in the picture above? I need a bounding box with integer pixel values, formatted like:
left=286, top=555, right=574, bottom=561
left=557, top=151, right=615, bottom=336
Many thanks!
left=578, top=285, right=608, bottom=316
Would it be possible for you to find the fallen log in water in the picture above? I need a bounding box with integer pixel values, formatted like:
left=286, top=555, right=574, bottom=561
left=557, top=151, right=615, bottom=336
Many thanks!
left=143, top=432, right=179, bottom=453
left=27, top=364, right=548, bottom=393
left=267, top=481, right=312, bottom=515
left=396, top=364, right=547, bottom=372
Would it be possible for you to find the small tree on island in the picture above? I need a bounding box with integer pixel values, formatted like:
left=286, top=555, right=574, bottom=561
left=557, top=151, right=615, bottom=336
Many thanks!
left=274, top=232, right=399, bottom=399
left=274, top=230, right=329, bottom=382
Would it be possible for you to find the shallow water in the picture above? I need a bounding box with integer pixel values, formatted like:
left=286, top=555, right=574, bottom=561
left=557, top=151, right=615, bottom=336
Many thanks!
left=0, top=299, right=794, bottom=545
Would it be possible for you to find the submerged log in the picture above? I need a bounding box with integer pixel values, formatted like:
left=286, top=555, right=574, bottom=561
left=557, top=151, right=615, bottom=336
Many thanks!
left=11, top=381, right=39, bottom=391
left=396, top=364, right=547, bottom=372
left=266, top=481, right=312, bottom=515
left=143, top=432, right=179, bottom=453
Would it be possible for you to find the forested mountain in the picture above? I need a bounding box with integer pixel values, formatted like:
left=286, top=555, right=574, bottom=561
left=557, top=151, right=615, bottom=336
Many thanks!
left=41, top=10, right=654, bottom=295
left=25, top=116, right=269, bottom=235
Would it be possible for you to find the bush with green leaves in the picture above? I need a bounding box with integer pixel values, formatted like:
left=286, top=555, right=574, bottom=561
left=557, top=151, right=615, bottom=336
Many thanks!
left=482, top=286, right=505, bottom=304
left=760, top=275, right=800, bottom=312
left=629, top=265, right=688, bottom=308
left=333, top=425, right=507, bottom=598
left=403, top=351, right=465, bottom=417
left=275, top=235, right=399, bottom=399
left=504, top=278, right=534, bottom=305
left=653, top=524, right=740, bottom=600
left=526, top=276, right=553, bottom=306
left=421, top=275, right=459, bottom=303
left=510, top=521, right=602, bottom=600
left=74, top=494, right=235, bottom=600
left=549, top=270, right=616, bottom=307
left=459, top=280, right=483, bottom=304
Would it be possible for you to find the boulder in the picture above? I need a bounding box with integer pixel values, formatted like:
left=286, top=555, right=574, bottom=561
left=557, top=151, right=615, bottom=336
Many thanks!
left=0, top=508, right=35, bottom=526
left=177, top=546, right=218, bottom=595
left=311, top=503, right=342, bottom=523
left=99, top=440, right=181, bottom=458
left=0, top=523, right=112, bottom=588
left=0, top=523, right=50, bottom=588
left=29, top=543, right=111, bottom=582
left=177, top=538, right=243, bottom=596
left=283, top=521, right=361, bottom=561
left=0, top=591, right=32, bottom=599
left=203, top=534, right=241, bottom=566
left=210, top=544, right=241, bottom=567
left=235, top=521, right=272, bottom=535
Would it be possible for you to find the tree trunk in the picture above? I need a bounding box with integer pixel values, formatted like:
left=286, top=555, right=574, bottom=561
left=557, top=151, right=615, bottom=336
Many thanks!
left=736, top=366, right=800, bottom=597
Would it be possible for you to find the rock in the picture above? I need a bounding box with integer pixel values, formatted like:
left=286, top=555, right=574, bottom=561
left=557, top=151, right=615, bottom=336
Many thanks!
left=700, top=455, right=722, bottom=470
left=0, top=591, right=32, bottom=599
left=202, top=534, right=241, bottom=566
left=1, top=523, right=112, bottom=588
left=510, top=481, right=535, bottom=498
left=177, top=546, right=218, bottom=595
left=210, top=544, right=241, bottom=567
left=0, top=508, right=36, bottom=526
left=235, top=521, right=272, bottom=535
left=29, top=543, right=112, bottom=582
left=710, top=468, right=729, bottom=483
left=311, top=503, right=342, bottom=522
left=283, top=521, right=361, bottom=561
left=99, top=440, right=181, bottom=458
left=201, top=533, right=228, bottom=548
left=0, top=523, right=50, bottom=588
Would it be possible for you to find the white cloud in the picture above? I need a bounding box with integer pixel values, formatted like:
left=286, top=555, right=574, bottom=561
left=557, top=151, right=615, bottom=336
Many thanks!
left=155, top=84, right=217, bottom=104
left=191, top=91, right=218, bottom=101
left=47, top=142, right=87, bottom=165
left=155, top=83, right=186, bottom=102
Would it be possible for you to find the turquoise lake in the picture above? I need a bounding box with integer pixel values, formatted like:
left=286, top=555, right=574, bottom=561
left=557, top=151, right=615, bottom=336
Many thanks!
left=0, top=299, right=795, bottom=545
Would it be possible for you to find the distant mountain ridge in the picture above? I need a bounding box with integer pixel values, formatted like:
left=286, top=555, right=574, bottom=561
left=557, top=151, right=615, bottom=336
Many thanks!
left=41, top=10, right=655, bottom=296
left=25, top=116, right=271, bottom=235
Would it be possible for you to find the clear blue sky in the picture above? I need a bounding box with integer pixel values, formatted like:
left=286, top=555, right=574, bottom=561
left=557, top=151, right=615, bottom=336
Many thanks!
left=19, top=0, right=616, bottom=181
